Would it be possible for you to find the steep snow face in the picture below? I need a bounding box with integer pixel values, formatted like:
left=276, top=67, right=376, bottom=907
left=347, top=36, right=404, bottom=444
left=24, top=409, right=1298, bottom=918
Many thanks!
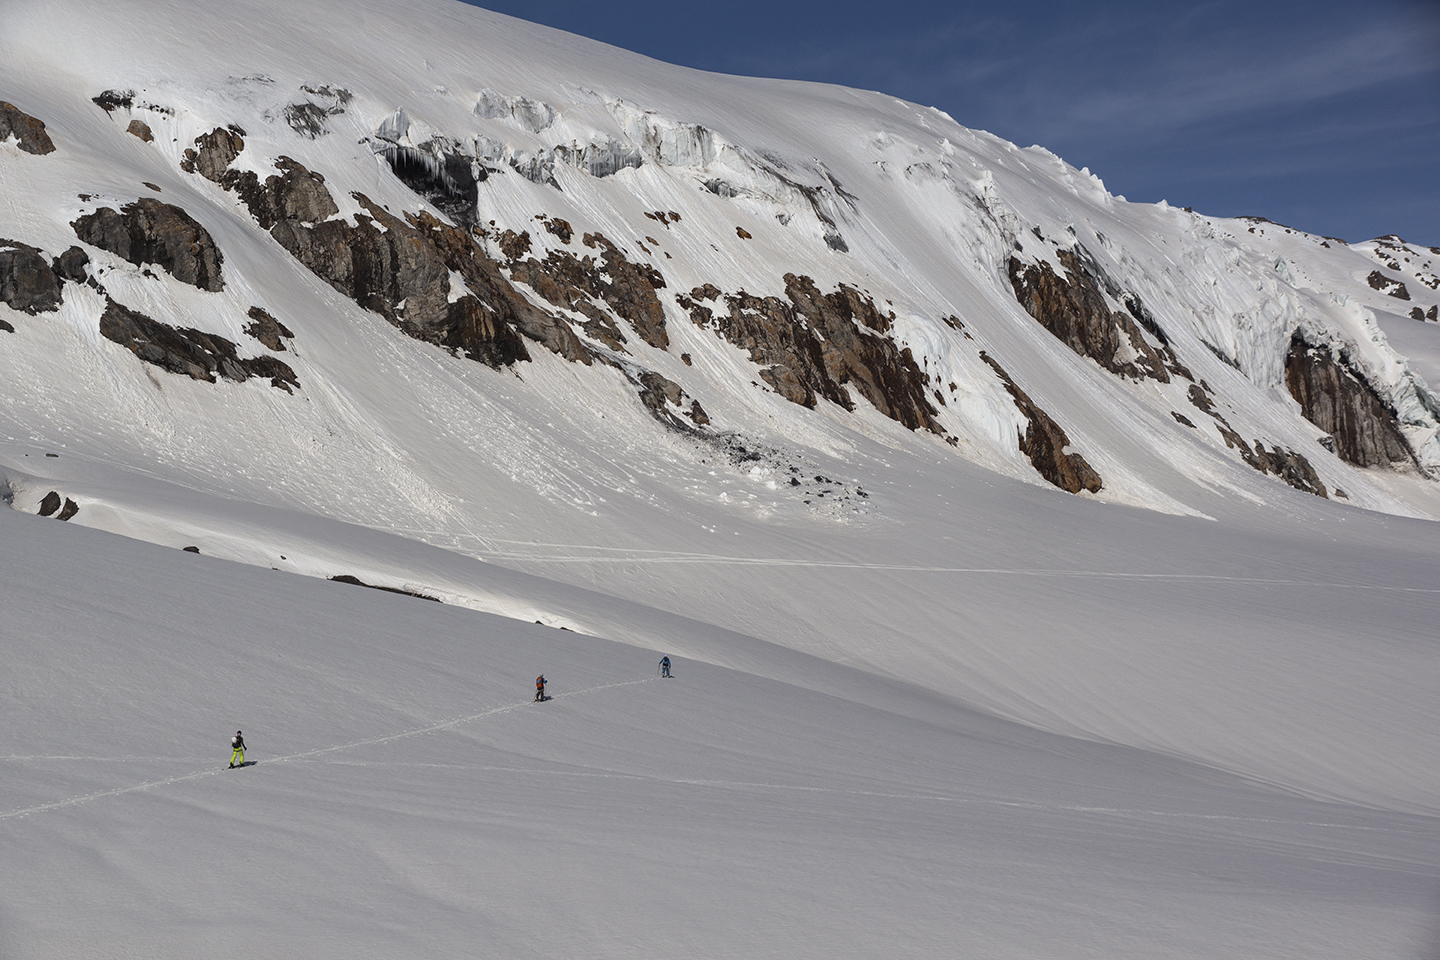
left=1, top=0, right=1440, bottom=856
left=3, top=0, right=1439, bottom=519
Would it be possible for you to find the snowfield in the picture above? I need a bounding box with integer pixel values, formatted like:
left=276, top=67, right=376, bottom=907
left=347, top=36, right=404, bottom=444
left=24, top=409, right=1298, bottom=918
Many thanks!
left=2, top=0, right=1439, bottom=956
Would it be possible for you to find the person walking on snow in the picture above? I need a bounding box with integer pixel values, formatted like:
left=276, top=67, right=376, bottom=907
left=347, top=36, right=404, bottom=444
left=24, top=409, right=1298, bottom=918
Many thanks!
left=659, top=656, right=671, bottom=678
left=535, top=675, right=546, bottom=702
left=229, top=731, right=246, bottom=768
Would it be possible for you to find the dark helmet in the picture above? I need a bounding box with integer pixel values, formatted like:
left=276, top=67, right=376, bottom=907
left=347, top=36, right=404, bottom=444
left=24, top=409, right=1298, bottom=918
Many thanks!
left=236, top=730, right=242, bottom=736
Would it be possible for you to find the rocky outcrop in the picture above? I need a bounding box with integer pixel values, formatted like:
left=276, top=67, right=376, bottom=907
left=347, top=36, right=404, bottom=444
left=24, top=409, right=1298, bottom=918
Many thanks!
left=126, top=119, right=153, bottom=142
left=504, top=232, right=668, bottom=350
left=175, top=127, right=706, bottom=427
left=180, top=127, right=245, bottom=182
left=679, top=276, right=941, bottom=434
left=1248, top=441, right=1327, bottom=498
left=1366, top=270, right=1410, bottom=301
left=51, top=246, right=92, bottom=285
left=508, top=250, right=628, bottom=349
left=1188, top=380, right=1329, bottom=497
left=100, top=298, right=299, bottom=391
left=980, top=353, right=1103, bottom=493
left=0, top=101, right=56, bottom=155
left=285, top=85, right=352, bottom=139
left=72, top=199, right=225, bottom=292
left=329, top=574, right=439, bottom=602
left=179, top=128, right=577, bottom=367
left=1284, top=331, right=1414, bottom=468
left=37, top=491, right=79, bottom=520
left=245, top=306, right=294, bottom=351
left=91, top=90, right=133, bottom=112
left=0, top=240, right=63, bottom=313
left=1008, top=249, right=1175, bottom=383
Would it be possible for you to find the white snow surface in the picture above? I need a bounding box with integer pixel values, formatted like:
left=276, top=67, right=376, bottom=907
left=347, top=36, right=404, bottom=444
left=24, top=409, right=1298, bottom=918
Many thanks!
left=2, top=1, right=1440, bottom=956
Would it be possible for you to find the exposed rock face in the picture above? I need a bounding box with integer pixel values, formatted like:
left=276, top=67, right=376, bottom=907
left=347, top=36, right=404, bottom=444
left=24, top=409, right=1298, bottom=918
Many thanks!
left=91, top=90, right=133, bottom=112
left=508, top=249, right=628, bottom=350
left=505, top=232, right=669, bottom=350
left=1284, top=331, right=1414, bottom=468
left=1366, top=270, right=1410, bottom=301
left=72, top=199, right=225, bottom=292
left=679, top=276, right=941, bottom=433
left=126, top=119, right=153, bottom=142
left=100, top=298, right=299, bottom=390
left=1188, top=379, right=1329, bottom=497
left=51, top=246, right=92, bottom=284
left=0, top=240, right=63, bottom=313
left=245, top=306, right=294, bottom=351
left=1008, top=249, right=1176, bottom=383
left=604, top=363, right=708, bottom=430
left=981, top=353, right=1103, bottom=493
left=180, top=127, right=245, bottom=182
left=178, top=129, right=572, bottom=366
left=36, top=491, right=79, bottom=519
left=1248, top=441, right=1327, bottom=498
left=0, top=101, right=56, bottom=155
left=329, top=573, right=440, bottom=602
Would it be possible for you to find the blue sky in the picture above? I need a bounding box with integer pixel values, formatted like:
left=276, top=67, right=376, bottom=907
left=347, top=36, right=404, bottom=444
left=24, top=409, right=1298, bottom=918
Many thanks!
left=466, top=0, right=1439, bottom=245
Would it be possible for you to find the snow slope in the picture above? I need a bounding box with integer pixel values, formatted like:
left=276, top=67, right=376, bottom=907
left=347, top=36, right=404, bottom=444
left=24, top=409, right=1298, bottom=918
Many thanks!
left=4, top=507, right=1439, bottom=960
left=2, top=1, right=1440, bottom=954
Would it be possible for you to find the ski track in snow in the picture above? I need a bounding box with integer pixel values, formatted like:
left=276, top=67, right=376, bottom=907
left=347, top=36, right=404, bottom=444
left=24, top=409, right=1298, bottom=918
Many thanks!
left=278, top=758, right=1425, bottom=837
left=0, top=677, right=657, bottom=823
left=476, top=549, right=1440, bottom=594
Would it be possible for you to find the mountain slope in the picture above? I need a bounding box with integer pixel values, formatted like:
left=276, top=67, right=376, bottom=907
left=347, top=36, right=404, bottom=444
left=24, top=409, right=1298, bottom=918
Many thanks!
left=3, top=506, right=1438, bottom=960
left=2, top=2, right=1440, bottom=954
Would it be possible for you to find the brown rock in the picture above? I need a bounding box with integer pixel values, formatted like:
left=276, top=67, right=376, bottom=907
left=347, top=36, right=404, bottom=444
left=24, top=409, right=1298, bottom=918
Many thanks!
left=126, top=119, right=154, bottom=142
left=245, top=306, right=294, bottom=351
left=100, top=297, right=298, bottom=390
left=498, top=230, right=532, bottom=262
left=0, top=101, right=56, bottom=155
left=1249, top=441, right=1327, bottom=498
left=1284, top=330, right=1413, bottom=468
left=1366, top=270, right=1410, bottom=301
left=542, top=217, right=573, bottom=243
left=180, top=127, right=244, bottom=182
left=1008, top=250, right=1170, bottom=382
left=0, top=239, right=63, bottom=313
left=72, top=198, right=224, bottom=292
left=687, top=276, right=941, bottom=435
left=981, top=352, right=1103, bottom=494
left=581, top=233, right=668, bottom=349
